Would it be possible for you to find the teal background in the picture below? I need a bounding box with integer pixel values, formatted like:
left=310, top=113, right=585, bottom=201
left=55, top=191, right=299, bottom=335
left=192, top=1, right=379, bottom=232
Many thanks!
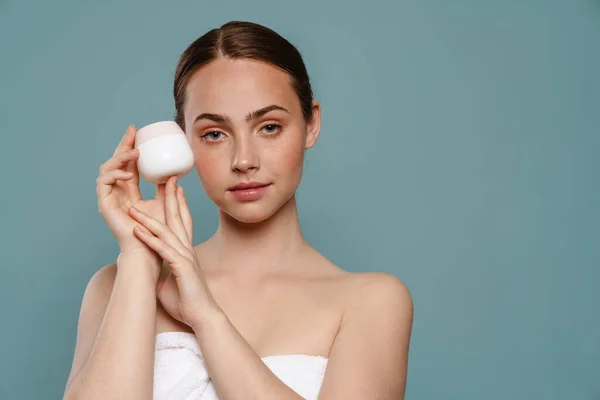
left=1, top=0, right=599, bottom=399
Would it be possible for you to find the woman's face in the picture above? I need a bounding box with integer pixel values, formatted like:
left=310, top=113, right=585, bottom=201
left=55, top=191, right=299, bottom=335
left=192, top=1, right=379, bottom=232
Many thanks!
left=183, top=57, right=320, bottom=223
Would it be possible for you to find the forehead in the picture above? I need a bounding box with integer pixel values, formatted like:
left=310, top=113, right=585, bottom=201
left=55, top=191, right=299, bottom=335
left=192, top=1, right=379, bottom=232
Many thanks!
left=184, top=57, right=299, bottom=122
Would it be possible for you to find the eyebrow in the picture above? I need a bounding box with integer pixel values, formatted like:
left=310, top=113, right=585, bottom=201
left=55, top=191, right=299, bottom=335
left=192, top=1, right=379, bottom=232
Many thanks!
left=193, top=104, right=290, bottom=125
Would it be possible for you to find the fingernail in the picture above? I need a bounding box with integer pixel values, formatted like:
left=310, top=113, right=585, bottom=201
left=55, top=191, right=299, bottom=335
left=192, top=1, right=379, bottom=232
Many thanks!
left=129, top=206, right=139, bottom=213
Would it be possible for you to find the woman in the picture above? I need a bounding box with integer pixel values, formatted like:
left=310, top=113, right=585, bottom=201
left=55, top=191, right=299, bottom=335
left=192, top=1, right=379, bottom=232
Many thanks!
left=63, top=21, right=413, bottom=400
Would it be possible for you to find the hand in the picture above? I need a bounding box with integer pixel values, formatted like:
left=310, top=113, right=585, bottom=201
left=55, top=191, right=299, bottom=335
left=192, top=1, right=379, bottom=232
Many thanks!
left=96, top=125, right=170, bottom=258
left=128, top=175, right=220, bottom=330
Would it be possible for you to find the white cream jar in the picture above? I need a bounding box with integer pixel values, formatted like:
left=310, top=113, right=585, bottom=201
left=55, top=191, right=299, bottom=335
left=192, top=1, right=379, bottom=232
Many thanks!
left=134, top=121, right=194, bottom=184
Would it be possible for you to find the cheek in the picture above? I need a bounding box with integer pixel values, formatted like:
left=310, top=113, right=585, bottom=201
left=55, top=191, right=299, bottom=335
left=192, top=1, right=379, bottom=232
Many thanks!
left=275, top=135, right=305, bottom=179
left=194, top=151, right=222, bottom=191
left=282, top=146, right=304, bottom=171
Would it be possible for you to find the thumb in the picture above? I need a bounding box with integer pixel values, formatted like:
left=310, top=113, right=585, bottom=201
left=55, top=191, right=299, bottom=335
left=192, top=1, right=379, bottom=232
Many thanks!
left=157, top=272, right=178, bottom=302
left=157, top=268, right=171, bottom=293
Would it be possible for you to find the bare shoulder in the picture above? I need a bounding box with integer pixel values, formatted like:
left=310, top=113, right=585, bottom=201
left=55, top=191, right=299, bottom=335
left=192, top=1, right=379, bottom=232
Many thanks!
left=316, top=271, right=413, bottom=398
left=86, top=262, right=118, bottom=294
left=338, top=271, right=413, bottom=318
left=303, top=250, right=412, bottom=316
left=64, top=263, right=118, bottom=393
left=76, top=263, right=119, bottom=330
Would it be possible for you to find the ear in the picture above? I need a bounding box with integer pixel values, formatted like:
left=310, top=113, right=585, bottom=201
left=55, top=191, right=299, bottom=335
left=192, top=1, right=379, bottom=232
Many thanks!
left=304, top=99, right=321, bottom=150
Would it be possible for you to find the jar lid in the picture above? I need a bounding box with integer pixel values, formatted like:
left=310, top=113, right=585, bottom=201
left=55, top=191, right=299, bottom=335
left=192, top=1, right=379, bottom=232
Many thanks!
left=134, top=121, right=184, bottom=147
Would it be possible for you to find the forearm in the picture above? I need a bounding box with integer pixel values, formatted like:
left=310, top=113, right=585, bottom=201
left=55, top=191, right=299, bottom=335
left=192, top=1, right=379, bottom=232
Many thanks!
left=65, top=253, right=160, bottom=400
left=195, top=311, right=304, bottom=400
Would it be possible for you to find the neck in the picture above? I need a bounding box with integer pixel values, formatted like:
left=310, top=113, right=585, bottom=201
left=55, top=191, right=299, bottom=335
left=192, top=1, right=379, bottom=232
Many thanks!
left=208, top=195, right=308, bottom=276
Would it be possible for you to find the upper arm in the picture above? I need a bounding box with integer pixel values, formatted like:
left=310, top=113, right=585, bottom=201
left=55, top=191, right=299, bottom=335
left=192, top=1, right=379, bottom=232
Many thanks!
left=63, top=263, right=117, bottom=394
left=318, top=272, right=413, bottom=400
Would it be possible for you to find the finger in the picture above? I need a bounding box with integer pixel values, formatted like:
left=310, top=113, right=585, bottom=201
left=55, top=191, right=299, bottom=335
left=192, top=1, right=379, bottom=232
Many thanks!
left=103, top=125, right=143, bottom=202
left=177, top=185, right=193, bottom=244
left=155, top=182, right=167, bottom=201
left=99, top=149, right=139, bottom=175
left=128, top=205, right=191, bottom=258
left=98, top=149, right=143, bottom=203
left=165, top=176, right=190, bottom=246
left=120, top=146, right=142, bottom=202
left=124, top=156, right=143, bottom=203
left=133, top=225, right=184, bottom=266
left=96, top=169, right=134, bottom=199
left=112, top=125, right=137, bottom=157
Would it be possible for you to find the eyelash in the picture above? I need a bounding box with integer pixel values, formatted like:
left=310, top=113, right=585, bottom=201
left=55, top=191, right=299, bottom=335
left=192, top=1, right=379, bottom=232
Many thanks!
left=200, top=124, right=282, bottom=142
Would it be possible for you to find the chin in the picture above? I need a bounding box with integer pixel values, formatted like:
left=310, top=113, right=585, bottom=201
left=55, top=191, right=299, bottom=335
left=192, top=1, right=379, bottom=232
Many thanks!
left=209, top=196, right=274, bottom=224
left=226, top=210, right=272, bottom=224
left=223, top=201, right=283, bottom=223
left=219, top=191, right=294, bottom=224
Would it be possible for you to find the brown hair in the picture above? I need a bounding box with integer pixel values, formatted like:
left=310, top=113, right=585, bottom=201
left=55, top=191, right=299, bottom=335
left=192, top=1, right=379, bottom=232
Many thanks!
left=173, top=21, right=314, bottom=131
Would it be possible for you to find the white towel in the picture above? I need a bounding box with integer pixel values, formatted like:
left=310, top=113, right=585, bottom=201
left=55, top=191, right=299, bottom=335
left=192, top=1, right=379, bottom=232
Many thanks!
left=154, top=331, right=328, bottom=400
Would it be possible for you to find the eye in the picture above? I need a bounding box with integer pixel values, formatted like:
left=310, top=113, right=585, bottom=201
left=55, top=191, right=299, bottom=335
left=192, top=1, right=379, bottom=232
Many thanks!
left=261, top=124, right=281, bottom=135
left=200, top=131, right=225, bottom=141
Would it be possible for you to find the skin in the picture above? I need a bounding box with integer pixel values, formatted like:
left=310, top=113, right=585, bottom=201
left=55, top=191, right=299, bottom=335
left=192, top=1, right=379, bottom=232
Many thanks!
left=158, top=57, right=414, bottom=397
left=65, top=55, right=413, bottom=399
left=159, top=56, right=348, bottom=349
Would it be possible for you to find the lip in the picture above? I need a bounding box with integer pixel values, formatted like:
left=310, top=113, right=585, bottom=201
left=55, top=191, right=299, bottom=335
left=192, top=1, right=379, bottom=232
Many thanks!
left=228, top=181, right=270, bottom=191
left=228, top=183, right=271, bottom=201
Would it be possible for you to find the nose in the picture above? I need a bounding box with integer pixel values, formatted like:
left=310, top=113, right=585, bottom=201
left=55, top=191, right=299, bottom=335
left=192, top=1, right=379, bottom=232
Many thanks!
left=231, top=134, right=259, bottom=173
